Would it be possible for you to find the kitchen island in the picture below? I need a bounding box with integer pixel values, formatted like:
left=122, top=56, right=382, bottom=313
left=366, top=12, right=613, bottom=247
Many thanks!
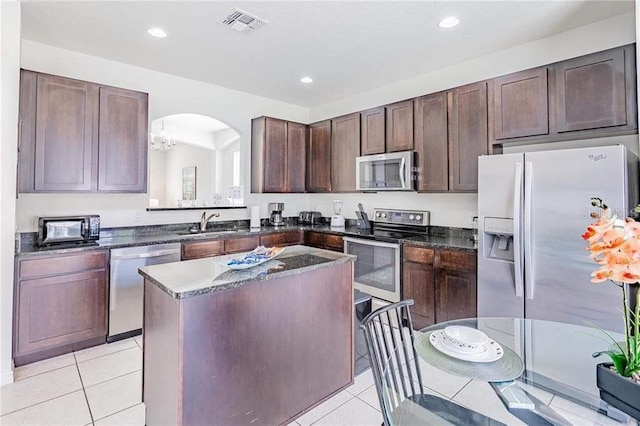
left=139, top=245, right=356, bottom=426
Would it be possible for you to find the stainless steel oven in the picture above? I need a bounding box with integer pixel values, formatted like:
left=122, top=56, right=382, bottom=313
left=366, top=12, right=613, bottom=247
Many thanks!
left=344, top=237, right=401, bottom=302
left=343, top=208, right=430, bottom=304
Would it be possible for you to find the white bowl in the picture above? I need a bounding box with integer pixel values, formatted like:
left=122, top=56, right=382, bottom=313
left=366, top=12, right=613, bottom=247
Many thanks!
left=443, top=326, right=489, bottom=353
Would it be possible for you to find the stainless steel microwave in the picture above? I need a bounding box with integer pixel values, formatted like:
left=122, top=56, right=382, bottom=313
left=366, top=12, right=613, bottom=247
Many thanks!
left=37, top=215, right=100, bottom=246
left=356, top=151, right=415, bottom=191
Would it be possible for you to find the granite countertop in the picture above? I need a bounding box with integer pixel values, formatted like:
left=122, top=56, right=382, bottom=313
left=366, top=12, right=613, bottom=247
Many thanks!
left=139, top=245, right=356, bottom=299
left=16, top=220, right=477, bottom=257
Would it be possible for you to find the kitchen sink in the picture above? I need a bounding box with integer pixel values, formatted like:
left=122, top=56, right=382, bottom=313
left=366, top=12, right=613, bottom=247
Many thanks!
left=176, top=229, right=238, bottom=236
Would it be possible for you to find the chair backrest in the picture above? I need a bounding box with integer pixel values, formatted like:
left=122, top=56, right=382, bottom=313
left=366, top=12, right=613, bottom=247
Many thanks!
left=360, top=299, right=423, bottom=426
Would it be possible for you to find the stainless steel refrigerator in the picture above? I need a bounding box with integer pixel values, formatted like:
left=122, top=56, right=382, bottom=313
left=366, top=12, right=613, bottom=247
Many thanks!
left=477, top=145, right=638, bottom=333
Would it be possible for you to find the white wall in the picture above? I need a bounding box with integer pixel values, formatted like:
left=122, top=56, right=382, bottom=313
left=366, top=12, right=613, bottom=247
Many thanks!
left=1, top=1, right=21, bottom=385
left=164, top=144, right=216, bottom=207
left=16, top=40, right=312, bottom=232
left=306, top=11, right=637, bottom=227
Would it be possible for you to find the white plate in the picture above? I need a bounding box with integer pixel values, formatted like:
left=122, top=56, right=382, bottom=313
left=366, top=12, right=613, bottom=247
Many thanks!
left=226, top=247, right=285, bottom=270
left=429, top=330, right=504, bottom=363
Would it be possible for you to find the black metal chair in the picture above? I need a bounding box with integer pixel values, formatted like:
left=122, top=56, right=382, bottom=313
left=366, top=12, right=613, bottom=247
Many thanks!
left=360, top=300, right=506, bottom=426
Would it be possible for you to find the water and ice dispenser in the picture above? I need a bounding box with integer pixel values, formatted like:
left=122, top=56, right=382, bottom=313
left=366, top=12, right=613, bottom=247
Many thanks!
left=482, top=217, right=514, bottom=262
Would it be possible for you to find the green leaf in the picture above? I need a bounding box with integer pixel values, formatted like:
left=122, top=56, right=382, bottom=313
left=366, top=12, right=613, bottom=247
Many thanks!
left=609, top=352, right=629, bottom=376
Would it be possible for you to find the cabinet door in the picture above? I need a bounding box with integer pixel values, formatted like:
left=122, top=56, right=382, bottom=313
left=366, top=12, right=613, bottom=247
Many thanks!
left=286, top=122, right=307, bottom=193
left=360, top=107, right=385, bottom=155
left=435, top=268, right=477, bottom=323
left=262, top=117, right=287, bottom=192
left=322, top=234, right=344, bottom=252
left=305, top=231, right=324, bottom=248
left=15, top=270, right=107, bottom=357
left=555, top=48, right=627, bottom=132
left=224, top=236, right=260, bottom=254
left=492, top=68, right=548, bottom=140
left=307, top=121, right=332, bottom=192
left=414, top=93, right=448, bottom=191
left=34, top=73, right=98, bottom=191
left=386, top=100, right=414, bottom=152
left=448, top=82, right=488, bottom=192
left=331, top=113, right=360, bottom=192
left=403, top=261, right=436, bottom=329
left=98, top=86, right=148, bottom=192
left=260, top=231, right=303, bottom=247
left=181, top=240, right=225, bottom=260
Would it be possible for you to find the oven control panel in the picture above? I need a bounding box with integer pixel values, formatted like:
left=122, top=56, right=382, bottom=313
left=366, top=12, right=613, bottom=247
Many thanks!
left=372, top=209, right=430, bottom=226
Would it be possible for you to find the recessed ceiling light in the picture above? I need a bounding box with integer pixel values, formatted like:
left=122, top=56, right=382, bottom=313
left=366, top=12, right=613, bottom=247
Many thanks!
left=147, top=27, right=168, bottom=38
left=300, top=77, right=314, bottom=84
left=438, top=16, right=460, bottom=29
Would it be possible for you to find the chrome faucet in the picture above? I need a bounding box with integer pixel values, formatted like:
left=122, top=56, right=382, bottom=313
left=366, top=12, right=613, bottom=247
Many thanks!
left=200, top=211, right=220, bottom=232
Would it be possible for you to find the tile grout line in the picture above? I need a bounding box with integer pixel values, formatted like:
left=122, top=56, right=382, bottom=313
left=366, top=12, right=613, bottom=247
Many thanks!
left=74, top=352, right=96, bottom=425
left=75, top=342, right=140, bottom=365
left=12, top=361, right=77, bottom=382
left=448, top=378, right=473, bottom=401
left=0, top=389, right=82, bottom=418
left=92, top=402, right=143, bottom=424
left=354, top=393, right=382, bottom=414
left=308, top=394, right=360, bottom=426
left=82, top=368, right=143, bottom=390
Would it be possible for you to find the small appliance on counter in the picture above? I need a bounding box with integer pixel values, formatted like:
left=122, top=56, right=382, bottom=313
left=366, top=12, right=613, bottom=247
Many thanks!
left=298, top=211, right=322, bottom=225
left=355, top=203, right=371, bottom=229
left=268, top=202, right=285, bottom=226
left=37, top=215, right=100, bottom=246
left=331, top=200, right=345, bottom=228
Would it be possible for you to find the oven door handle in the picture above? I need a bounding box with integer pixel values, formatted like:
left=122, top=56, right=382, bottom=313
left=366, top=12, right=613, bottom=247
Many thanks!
left=343, top=237, right=401, bottom=250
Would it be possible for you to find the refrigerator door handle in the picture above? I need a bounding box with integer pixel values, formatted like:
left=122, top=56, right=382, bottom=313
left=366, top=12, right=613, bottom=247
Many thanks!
left=513, top=162, right=524, bottom=298
left=524, top=161, right=534, bottom=299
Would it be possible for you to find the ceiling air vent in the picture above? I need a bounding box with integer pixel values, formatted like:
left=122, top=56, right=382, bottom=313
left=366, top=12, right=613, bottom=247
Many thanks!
left=221, top=8, right=267, bottom=34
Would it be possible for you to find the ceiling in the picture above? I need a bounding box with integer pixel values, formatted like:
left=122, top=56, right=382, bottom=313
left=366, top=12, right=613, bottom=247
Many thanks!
left=21, top=1, right=634, bottom=107
left=151, top=113, right=233, bottom=150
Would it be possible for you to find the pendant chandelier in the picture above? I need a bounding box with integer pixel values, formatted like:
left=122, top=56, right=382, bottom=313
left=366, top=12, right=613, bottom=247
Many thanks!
left=150, top=118, right=176, bottom=151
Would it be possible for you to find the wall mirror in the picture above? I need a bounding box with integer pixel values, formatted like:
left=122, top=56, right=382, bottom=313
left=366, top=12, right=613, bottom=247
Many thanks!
left=148, top=113, right=244, bottom=209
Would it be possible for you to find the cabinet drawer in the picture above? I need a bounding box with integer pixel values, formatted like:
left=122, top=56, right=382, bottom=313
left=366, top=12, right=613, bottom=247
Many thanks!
left=260, top=231, right=303, bottom=247
left=402, top=246, right=434, bottom=265
left=439, top=250, right=477, bottom=271
left=181, top=240, right=224, bottom=260
left=323, top=234, right=344, bottom=251
left=18, top=251, right=108, bottom=280
left=224, top=236, right=259, bottom=254
left=305, top=231, right=324, bottom=247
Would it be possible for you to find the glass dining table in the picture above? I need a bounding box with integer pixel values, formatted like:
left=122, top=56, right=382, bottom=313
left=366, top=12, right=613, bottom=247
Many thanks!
left=379, top=317, right=636, bottom=426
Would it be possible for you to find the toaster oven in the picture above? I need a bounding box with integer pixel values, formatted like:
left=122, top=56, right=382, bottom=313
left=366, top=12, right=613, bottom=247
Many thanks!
left=37, top=215, right=100, bottom=246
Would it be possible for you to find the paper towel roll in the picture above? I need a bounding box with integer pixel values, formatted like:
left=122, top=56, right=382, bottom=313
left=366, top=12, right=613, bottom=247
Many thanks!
left=250, top=206, right=261, bottom=229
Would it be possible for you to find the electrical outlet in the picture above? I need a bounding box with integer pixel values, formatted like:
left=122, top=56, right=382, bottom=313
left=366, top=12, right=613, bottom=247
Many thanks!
left=133, top=210, right=141, bottom=222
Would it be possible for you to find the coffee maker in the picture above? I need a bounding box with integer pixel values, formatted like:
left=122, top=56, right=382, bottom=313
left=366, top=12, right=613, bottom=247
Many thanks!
left=268, top=203, right=285, bottom=226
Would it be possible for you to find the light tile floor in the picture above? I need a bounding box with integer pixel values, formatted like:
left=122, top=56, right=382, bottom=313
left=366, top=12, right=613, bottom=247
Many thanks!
left=1, top=331, right=638, bottom=426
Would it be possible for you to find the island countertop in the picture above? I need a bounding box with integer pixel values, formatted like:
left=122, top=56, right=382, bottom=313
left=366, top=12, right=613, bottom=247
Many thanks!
left=139, top=244, right=356, bottom=299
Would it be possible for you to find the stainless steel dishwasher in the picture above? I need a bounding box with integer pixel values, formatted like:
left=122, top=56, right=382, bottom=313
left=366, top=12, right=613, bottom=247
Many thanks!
left=108, top=243, right=181, bottom=342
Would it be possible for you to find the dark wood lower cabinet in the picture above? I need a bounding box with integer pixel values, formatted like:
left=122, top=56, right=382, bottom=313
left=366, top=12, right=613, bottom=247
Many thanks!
left=402, top=245, right=477, bottom=330
left=13, top=251, right=108, bottom=366
left=304, top=231, right=344, bottom=252
left=403, top=260, right=436, bottom=329
left=260, top=231, right=304, bottom=247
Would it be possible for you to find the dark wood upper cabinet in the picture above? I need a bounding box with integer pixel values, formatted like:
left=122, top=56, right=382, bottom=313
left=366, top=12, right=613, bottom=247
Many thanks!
left=448, top=82, right=488, bottom=192
left=98, top=86, right=148, bottom=192
left=306, top=121, right=332, bottom=192
left=386, top=100, right=414, bottom=152
left=360, top=107, right=385, bottom=155
left=331, top=113, right=360, bottom=192
left=491, top=68, right=549, bottom=140
left=286, top=122, right=307, bottom=193
left=555, top=47, right=628, bottom=132
left=33, top=73, right=98, bottom=192
left=414, top=92, right=448, bottom=192
left=251, top=117, right=307, bottom=193
left=18, top=70, right=148, bottom=193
